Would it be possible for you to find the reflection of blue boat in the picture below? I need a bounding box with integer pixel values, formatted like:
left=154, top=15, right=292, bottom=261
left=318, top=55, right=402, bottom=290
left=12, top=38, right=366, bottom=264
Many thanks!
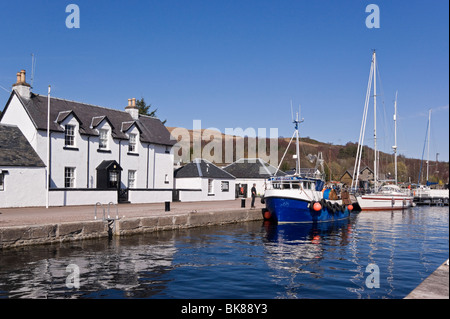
left=262, top=219, right=353, bottom=266
left=263, top=111, right=351, bottom=223
left=263, top=218, right=352, bottom=244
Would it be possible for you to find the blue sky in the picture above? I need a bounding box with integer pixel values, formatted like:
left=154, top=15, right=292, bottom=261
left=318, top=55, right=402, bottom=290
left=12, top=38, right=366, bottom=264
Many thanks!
left=0, top=0, right=448, bottom=161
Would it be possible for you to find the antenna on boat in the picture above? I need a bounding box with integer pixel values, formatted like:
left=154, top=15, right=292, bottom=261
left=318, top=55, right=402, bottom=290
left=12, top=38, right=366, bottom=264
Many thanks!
left=290, top=99, right=294, bottom=122
left=293, top=105, right=304, bottom=176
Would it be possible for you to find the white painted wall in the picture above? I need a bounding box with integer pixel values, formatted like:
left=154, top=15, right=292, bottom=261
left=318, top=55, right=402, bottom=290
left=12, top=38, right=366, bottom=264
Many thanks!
left=0, top=167, right=46, bottom=208
left=175, top=177, right=235, bottom=202
left=0, top=94, right=38, bottom=151
left=49, top=190, right=117, bottom=206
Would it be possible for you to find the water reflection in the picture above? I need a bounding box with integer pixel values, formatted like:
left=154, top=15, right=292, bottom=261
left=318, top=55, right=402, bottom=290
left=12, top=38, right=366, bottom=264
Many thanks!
left=261, top=218, right=355, bottom=298
left=0, top=232, right=178, bottom=298
left=0, top=207, right=447, bottom=299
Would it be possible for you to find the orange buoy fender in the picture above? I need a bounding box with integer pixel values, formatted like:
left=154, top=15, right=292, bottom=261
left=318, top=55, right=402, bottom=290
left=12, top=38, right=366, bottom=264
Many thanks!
left=313, top=202, right=322, bottom=211
left=263, top=210, right=272, bottom=220
left=347, top=204, right=353, bottom=211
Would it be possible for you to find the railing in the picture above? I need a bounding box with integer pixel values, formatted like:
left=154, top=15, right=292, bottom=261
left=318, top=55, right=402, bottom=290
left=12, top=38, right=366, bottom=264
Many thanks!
left=94, top=202, right=119, bottom=221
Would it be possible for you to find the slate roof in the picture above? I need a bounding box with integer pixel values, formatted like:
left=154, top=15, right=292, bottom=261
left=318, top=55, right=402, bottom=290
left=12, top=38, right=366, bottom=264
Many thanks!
left=0, top=124, right=46, bottom=167
left=223, top=158, right=286, bottom=178
left=4, top=91, right=175, bottom=146
left=174, top=159, right=235, bottom=179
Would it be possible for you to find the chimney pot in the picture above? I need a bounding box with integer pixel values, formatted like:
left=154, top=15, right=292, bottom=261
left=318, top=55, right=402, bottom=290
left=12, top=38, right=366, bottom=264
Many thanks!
left=20, top=70, right=26, bottom=83
left=128, top=99, right=132, bottom=107
left=132, top=98, right=136, bottom=107
left=16, top=72, right=21, bottom=84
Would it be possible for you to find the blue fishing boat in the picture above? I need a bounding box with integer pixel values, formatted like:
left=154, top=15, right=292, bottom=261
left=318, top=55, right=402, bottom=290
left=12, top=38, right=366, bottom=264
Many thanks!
left=262, top=109, right=352, bottom=223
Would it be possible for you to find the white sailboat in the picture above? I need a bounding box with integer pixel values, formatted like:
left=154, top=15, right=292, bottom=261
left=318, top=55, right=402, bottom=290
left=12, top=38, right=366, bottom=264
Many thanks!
left=352, top=51, right=413, bottom=211
left=414, top=109, right=449, bottom=205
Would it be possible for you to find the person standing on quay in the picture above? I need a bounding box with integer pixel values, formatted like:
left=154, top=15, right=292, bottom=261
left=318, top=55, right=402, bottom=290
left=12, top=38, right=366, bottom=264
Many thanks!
left=251, top=183, right=257, bottom=209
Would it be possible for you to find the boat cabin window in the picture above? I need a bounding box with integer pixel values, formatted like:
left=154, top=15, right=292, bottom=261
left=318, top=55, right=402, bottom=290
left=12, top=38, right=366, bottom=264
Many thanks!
left=292, top=181, right=300, bottom=189
left=282, top=182, right=291, bottom=189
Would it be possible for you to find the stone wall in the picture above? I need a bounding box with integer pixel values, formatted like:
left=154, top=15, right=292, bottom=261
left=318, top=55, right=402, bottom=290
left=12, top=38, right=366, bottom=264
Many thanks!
left=0, top=209, right=263, bottom=249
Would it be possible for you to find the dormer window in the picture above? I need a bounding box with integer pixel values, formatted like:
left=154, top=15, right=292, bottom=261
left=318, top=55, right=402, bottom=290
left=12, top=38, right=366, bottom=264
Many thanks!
left=99, top=129, right=109, bottom=150
left=128, top=133, right=137, bottom=153
left=65, top=125, right=75, bottom=147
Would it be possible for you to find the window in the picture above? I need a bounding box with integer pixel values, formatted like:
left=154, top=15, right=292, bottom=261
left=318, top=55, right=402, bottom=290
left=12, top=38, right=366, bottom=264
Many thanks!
left=208, top=179, right=214, bottom=195
left=221, top=181, right=229, bottom=192
left=128, top=134, right=137, bottom=153
left=128, top=170, right=136, bottom=188
left=109, top=170, right=118, bottom=188
left=99, top=129, right=109, bottom=150
left=0, top=173, right=4, bottom=191
left=65, top=125, right=75, bottom=147
left=64, top=167, right=75, bottom=188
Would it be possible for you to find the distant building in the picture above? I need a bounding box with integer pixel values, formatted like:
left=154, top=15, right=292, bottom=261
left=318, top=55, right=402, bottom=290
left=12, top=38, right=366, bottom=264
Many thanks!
left=359, top=166, right=374, bottom=182
left=223, top=158, right=286, bottom=198
left=0, top=69, right=175, bottom=207
left=0, top=124, right=46, bottom=208
left=340, top=170, right=353, bottom=186
left=174, top=158, right=236, bottom=201
left=339, top=167, right=374, bottom=189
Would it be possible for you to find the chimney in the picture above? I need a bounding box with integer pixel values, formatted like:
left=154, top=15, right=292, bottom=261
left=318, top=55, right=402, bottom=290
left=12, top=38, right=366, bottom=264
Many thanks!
left=12, top=69, right=31, bottom=100
left=125, top=97, right=139, bottom=120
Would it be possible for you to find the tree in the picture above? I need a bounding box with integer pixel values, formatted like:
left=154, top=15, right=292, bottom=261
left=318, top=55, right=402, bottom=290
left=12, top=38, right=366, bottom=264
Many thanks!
left=386, top=161, right=408, bottom=183
left=136, top=97, right=166, bottom=124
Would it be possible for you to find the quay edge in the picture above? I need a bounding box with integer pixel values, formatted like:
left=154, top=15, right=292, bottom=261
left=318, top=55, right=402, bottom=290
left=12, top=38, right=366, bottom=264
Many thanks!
left=0, top=209, right=263, bottom=250
left=404, top=260, right=449, bottom=299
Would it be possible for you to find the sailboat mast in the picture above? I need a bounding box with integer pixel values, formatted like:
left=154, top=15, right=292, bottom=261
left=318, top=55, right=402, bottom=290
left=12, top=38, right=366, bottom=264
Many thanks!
left=393, top=91, right=398, bottom=185
left=426, top=109, right=431, bottom=182
left=373, top=50, right=378, bottom=191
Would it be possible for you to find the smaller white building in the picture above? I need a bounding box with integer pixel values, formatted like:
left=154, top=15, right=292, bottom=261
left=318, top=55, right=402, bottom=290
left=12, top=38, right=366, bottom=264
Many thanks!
left=174, top=159, right=236, bottom=202
left=0, top=124, right=46, bottom=208
left=223, top=158, right=286, bottom=198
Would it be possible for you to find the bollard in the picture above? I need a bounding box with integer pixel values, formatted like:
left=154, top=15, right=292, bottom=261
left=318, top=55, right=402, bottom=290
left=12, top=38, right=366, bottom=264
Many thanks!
left=241, top=198, right=245, bottom=208
left=165, top=201, right=170, bottom=212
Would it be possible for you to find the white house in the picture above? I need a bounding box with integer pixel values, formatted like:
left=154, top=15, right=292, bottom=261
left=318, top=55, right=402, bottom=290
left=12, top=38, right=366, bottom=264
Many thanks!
left=0, top=70, right=175, bottom=207
left=223, top=158, right=286, bottom=198
left=0, top=124, right=46, bottom=208
left=174, top=159, right=236, bottom=202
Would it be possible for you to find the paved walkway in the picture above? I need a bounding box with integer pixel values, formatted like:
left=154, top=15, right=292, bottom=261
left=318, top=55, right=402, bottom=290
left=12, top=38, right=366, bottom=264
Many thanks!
left=405, top=260, right=449, bottom=299
left=0, top=199, right=262, bottom=228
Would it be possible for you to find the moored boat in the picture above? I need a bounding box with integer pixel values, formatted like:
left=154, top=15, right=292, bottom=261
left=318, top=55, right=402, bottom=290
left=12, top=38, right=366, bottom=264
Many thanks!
left=263, top=108, right=352, bottom=223
left=352, top=51, right=413, bottom=211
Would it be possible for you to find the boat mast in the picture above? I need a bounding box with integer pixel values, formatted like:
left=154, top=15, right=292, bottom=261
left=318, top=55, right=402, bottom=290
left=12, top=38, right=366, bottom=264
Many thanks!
left=392, top=91, right=398, bottom=185
left=426, top=109, right=431, bottom=183
left=373, top=50, right=378, bottom=192
left=294, top=108, right=304, bottom=176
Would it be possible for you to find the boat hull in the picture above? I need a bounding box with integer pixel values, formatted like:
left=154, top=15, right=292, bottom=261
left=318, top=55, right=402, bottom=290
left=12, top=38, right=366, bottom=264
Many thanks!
left=264, top=196, right=350, bottom=223
left=357, top=194, right=413, bottom=211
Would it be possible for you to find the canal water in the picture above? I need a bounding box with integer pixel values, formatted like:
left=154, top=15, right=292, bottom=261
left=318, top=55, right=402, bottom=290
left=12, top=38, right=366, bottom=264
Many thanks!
left=0, top=206, right=448, bottom=299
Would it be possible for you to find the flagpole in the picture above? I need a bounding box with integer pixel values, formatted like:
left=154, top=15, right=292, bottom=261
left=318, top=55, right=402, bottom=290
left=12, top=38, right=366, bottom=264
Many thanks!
left=46, top=85, right=51, bottom=208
